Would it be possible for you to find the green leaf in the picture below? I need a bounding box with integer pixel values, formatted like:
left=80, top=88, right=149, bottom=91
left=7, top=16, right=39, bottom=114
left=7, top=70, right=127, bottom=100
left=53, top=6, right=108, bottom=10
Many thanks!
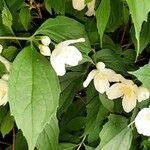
left=8, top=46, right=60, bottom=150
left=96, top=0, right=110, bottom=46
left=36, top=116, right=59, bottom=150
left=96, top=114, right=132, bottom=150
left=35, top=16, right=91, bottom=54
left=1, top=112, right=14, bottom=137
left=58, top=72, right=83, bottom=115
left=45, top=0, right=65, bottom=14
left=2, top=5, right=12, bottom=30
left=84, top=96, right=108, bottom=143
left=66, top=116, right=85, bottom=131
left=99, top=94, right=114, bottom=112
left=93, top=49, right=127, bottom=75
left=130, top=63, right=150, bottom=89
left=59, top=143, right=77, bottom=150
left=19, top=7, right=31, bottom=31
left=2, top=46, right=18, bottom=62
left=0, top=61, right=7, bottom=77
left=126, top=0, right=150, bottom=56
left=85, top=145, right=95, bottom=150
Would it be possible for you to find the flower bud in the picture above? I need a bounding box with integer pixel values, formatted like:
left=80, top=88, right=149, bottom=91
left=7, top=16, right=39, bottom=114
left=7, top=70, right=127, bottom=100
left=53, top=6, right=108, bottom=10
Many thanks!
left=138, top=86, right=150, bottom=102
left=41, top=36, right=51, bottom=46
left=39, top=44, right=51, bottom=56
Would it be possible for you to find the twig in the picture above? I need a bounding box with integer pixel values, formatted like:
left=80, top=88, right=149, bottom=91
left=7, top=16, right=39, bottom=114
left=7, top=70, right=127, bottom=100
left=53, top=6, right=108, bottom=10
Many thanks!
left=120, top=26, right=127, bottom=45
left=12, top=127, right=15, bottom=150
left=0, top=141, right=11, bottom=146
left=77, top=136, right=86, bottom=150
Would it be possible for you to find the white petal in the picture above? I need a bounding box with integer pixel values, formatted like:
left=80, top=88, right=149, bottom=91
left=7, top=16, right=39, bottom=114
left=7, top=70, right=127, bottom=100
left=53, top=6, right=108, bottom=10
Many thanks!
left=65, top=46, right=82, bottom=66
left=122, top=93, right=137, bottom=113
left=62, top=38, right=85, bottom=46
left=0, top=44, right=3, bottom=53
left=41, top=36, right=51, bottom=46
left=2, top=74, right=9, bottom=81
left=106, top=83, right=124, bottom=99
left=83, top=69, right=98, bottom=87
left=39, top=45, right=51, bottom=56
left=0, top=79, right=8, bottom=105
left=117, top=74, right=134, bottom=85
left=0, top=55, right=11, bottom=72
left=104, top=68, right=120, bottom=82
left=137, top=86, right=150, bottom=102
left=50, top=47, right=66, bottom=76
left=135, top=108, right=150, bottom=136
left=86, top=0, right=96, bottom=16
left=94, top=74, right=110, bottom=94
left=72, top=0, right=86, bottom=11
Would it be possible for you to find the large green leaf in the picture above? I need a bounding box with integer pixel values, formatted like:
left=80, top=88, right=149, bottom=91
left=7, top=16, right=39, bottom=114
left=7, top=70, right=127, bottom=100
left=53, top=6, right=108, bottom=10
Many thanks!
left=34, top=16, right=91, bottom=54
left=8, top=46, right=60, bottom=150
left=126, top=0, right=150, bottom=56
left=96, top=0, right=110, bottom=46
left=96, top=114, right=132, bottom=150
left=130, top=63, right=150, bottom=89
left=36, top=116, right=59, bottom=150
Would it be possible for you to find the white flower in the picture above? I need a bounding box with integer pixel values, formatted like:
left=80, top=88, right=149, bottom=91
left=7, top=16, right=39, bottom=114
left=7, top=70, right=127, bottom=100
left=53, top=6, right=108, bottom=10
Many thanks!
left=72, top=0, right=86, bottom=11
left=39, top=44, right=51, bottom=56
left=106, top=75, right=139, bottom=113
left=83, top=62, right=120, bottom=94
left=86, top=0, right=96, bottom=16
left=50, top=38, right=85, bottom=76
left=0, top=55, right=11, bottom=72
left=41, top=36, right=51, bottom=46
left=72, top=0, right=95, bottom=16
left=135, top=108, right=150, bottom=136
left=137, top=86, right=150, bottom=102
left=0, top=74, right=9, bottom=106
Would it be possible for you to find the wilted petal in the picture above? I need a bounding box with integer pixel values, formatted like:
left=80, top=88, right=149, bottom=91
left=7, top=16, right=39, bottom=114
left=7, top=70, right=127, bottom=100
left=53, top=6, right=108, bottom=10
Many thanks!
left=72, top=0, right=86, bottom=11
left=94, top=74, right=110, bottom=94
left=106, top=83, right=123, bottom=99
left=137, top=86, right=150, bottom=102
left=83, top=69, right=98, bottom=87
left=122, top=93, right=137, bottom=113
left=86, top=0, right=96, bottom=16
left=65, top=46, right=82, bottom=66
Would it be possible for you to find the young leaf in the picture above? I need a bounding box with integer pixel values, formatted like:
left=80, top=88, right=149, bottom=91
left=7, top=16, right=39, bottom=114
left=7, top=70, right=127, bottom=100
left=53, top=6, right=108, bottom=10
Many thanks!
left=126, top=0, right=150, bottom=56
left=96, top=114, right=132, bottom=150
left=34, top=16, right=91, bottom=54
left=96, top=0, right=110, bottom=46
left=2, top=5, right=12, bottom=30
left=36, top=116, right=59, bottom=150
left=45, top=0, right=65, bottom=14
left=1, top=112, right=14, bottom=137
left=19, top=7, right=31, bottom=31
left=130, top=63, right=150, bottom=89
left=8, top=46, right=60, bottom=150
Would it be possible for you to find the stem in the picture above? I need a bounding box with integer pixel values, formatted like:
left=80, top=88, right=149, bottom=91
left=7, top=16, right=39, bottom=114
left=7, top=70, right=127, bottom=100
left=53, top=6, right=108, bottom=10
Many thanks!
left=12, top=127, right=15, bottom=150
left=0, top=36, right=31, bottom=41
left=0, top=141, right=11, bottom=146
left=77, top=136, right=86, bottom=150
left=120, top=26, right=127, bottom=45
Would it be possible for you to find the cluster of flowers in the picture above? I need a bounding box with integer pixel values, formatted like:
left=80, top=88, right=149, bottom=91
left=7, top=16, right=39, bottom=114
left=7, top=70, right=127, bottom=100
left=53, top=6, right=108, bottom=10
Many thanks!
left=39, top=36, right=150, bottom=136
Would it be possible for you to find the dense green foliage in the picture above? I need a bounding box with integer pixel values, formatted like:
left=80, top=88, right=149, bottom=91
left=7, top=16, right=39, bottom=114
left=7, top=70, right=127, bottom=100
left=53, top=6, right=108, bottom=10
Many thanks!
left=0, top=0, right=149, bottom=150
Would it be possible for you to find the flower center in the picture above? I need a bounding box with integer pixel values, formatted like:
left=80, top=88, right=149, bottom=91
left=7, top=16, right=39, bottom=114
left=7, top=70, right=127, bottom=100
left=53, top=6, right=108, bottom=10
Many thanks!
left=95, top=72, right=107, bottom=80
left=120, top=85, right=133, bottom=97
